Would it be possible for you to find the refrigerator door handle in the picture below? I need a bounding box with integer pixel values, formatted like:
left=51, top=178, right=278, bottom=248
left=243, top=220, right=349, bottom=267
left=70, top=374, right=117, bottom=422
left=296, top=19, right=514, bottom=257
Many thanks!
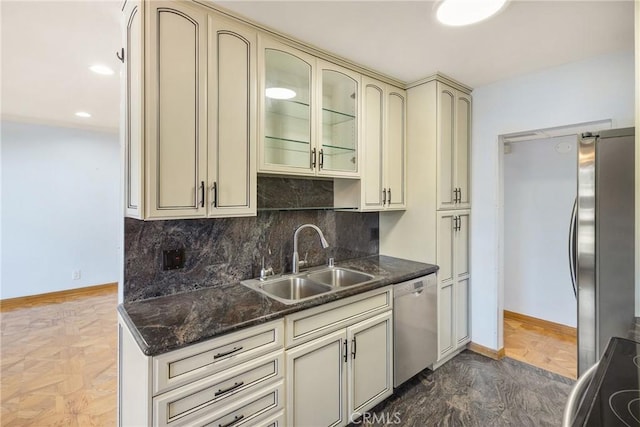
left=569, top=198, right=577, bottom=298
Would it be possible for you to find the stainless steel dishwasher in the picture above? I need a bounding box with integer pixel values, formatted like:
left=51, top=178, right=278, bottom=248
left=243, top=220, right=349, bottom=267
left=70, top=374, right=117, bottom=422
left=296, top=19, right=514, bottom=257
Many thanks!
left=393, top=273, right=437, bottom=387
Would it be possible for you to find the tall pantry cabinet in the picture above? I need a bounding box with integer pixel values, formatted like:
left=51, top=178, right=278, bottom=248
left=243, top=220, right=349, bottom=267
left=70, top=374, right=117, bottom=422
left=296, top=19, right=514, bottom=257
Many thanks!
left=379, top=74, right=472, bottom=365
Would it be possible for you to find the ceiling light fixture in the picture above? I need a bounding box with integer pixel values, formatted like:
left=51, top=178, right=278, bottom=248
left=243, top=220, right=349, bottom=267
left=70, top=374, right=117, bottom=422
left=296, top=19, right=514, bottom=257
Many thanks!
left=435, top=0, right=508, bottom=26
left=266, top=87, right=296, bottom=100
left=75, top=111, right=91, bottom=118
left=89, top=64, right=114, bottom=75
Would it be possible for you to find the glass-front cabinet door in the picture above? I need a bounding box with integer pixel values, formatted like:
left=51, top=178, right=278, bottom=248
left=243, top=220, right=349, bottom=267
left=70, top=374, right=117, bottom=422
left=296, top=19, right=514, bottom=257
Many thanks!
left=317, top=60, right=359, bottom=177
left=260, top=39, right=315, bottom=175
left=259, top=38, right=360, bottom=178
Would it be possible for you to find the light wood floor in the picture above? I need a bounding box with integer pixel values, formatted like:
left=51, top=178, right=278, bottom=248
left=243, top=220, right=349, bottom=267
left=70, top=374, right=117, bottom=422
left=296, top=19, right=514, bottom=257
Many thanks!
left=504, top=312, right=577, bottom=379
left=1, top=286, right=118, bottom=426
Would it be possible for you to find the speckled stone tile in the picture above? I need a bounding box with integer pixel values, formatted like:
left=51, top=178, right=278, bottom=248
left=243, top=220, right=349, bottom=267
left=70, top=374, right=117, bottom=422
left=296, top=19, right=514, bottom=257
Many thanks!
left=355, top=351, right=574, bottom=427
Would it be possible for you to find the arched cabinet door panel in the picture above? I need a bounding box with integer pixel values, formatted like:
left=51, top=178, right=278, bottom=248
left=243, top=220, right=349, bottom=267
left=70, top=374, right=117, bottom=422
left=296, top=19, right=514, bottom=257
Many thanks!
left=208, top=17, right=257, bottom=218
left=145, top=2, right=207, bottom=219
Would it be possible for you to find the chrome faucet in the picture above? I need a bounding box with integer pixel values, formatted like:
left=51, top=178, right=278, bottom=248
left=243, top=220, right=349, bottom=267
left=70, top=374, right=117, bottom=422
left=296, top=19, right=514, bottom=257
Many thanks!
left=292, top=224, right=329, bottom=274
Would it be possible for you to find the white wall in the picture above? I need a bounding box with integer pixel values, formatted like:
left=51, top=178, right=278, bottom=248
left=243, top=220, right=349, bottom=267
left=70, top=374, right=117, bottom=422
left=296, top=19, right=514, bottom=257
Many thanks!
left=472, top=50, right=635, bottom=350
left=1, top=121, right=120, bottom=299
left=503, top=136, right=577, bottom=327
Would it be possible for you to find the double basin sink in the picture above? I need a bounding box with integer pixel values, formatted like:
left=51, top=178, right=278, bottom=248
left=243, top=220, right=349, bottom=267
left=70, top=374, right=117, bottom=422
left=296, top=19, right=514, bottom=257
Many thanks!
left=241, top=266, right=378, bottom=305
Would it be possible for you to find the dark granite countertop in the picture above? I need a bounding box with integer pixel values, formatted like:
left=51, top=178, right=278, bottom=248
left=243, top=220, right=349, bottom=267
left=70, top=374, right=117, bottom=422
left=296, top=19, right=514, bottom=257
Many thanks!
left=118, top=255, right=438, bottom=356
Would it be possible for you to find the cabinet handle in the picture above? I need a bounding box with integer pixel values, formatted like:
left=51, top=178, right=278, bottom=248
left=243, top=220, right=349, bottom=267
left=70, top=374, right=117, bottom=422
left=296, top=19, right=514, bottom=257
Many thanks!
left=214, top=381, right=244, bottom=397
left=311, top=148, right=317, bottom=169
left=319, top=149, right=324, bottom=169
left=457, top=187, right=462, bottom=203
left=351, top=337, right=357, bottom=359
left=453, top=216, right=458, bottom=231
left=213, top=346, right=243, bottom=359
left=388, top=188, right=392, bottom=205
left=212, top=182, right=218, bottom=207
left=382, top=188, right=387, bottom=206
left=343, top=339, right=348, bottom=362
left=219, top=415, right=244, bottom=427
left=116, top=48, right=124, bottom=63
left=199, top=181, right=205, bottom=208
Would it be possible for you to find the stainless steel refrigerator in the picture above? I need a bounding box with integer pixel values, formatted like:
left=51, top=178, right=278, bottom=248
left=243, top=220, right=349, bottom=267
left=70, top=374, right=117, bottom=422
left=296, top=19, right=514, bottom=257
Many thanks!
left=569, top=127, right=635, bottom=375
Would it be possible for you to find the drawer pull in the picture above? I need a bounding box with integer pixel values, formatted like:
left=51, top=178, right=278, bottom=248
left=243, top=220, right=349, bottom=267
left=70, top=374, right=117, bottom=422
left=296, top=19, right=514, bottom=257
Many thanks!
left=213, top=346, right=244, bottom=359
left=219, top=414, right=244, bottom=427
left=214, top=381, right=244, bottom=397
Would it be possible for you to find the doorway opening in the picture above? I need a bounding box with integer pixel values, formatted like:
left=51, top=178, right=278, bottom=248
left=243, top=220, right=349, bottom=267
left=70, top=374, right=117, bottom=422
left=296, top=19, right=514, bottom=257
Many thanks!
left=497, top=119, right=612, bottom=379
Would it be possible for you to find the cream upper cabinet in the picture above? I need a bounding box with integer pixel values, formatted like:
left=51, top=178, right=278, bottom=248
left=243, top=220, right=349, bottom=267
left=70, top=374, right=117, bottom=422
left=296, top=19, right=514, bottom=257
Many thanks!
left=437, top=82, right=471, bottom=211
left=207, top=17, right=257, bottom=218
left=259, top=38, right=316, bottom=176
left=122, top=1, right=257, bottom=220
left=122, top=0, right=143, bottom=219
left=145, top=1, right=208, bottom=219
left=436, top=210, right=471, bottom=361
left=385, top=88, right=407, bottom=209
left=355, top=76, right=406, bottom=211
left=317, top=60, right=360, bottom=177
left=258, top=37, right=361, bottom=178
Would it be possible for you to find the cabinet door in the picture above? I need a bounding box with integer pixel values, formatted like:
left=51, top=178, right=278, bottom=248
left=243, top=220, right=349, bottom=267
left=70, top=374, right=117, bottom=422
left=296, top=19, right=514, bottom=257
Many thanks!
left=456, top=211, right=470, bottom=278
left=347, top=311, right=393, bottom=417
left=360, top=77, right=384, bottom=210
left=385, top=87, right=406, bottom=209
left=317, top=60, right=359, bottom=177
left=436, top=83, right=456, bottom=211
left=208, top=17, right=256, bottom=217
left=286, top=330, right=347, bottom=427
left=122, top=0, right=143, bottom=219
left=455, top=93, right=471, bottom=208
left=456, top=277, right=470, bottom=346
left=436, top=212, right=456, bottom=283
left=438, top=281, right=455, bottom=358
left=259, top=38, right=316, bottom=176
left=146, top=1, right=207, bottom=218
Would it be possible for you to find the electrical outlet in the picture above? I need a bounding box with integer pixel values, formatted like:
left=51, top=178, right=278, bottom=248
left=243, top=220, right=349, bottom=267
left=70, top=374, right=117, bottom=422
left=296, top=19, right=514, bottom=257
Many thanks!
left=163, top=249, right=185, bottom=271
left=72, top=270, right=81, bottom=280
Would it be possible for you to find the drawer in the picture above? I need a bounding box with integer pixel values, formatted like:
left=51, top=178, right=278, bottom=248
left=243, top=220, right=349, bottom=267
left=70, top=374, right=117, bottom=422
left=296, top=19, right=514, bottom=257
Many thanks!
left=153, top=319, right=284, bottom=395
left=285, top=287, right=392, bottom=348
left=153, top=351, right=284, bottom=426
left=255, top=410, right=285, bottom=427
left=187, top=380, right=284, bottom=427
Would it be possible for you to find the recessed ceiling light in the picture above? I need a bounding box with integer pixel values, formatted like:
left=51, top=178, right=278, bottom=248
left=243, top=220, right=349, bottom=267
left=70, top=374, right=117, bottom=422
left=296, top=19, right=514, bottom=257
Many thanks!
left=89, top=64, right=114, bottom=75
left=266, top=87, right=296, bottom=100
left=75, top=111, right=91, bottom=118
left=435, top=0, right=508, bottom=26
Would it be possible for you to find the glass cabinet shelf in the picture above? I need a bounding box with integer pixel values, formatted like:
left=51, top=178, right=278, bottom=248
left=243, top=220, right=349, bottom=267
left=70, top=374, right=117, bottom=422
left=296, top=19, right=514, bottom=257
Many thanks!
left=267, top=99, right=355, bottom=125
left=322, top=107, right=355, bottom=125
left=265, top=136, right=311, bottom=153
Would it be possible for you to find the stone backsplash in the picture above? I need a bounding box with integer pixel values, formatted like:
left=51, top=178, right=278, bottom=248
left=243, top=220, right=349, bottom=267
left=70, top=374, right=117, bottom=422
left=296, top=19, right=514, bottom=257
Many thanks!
left=124, top=178, right=378, bottom=302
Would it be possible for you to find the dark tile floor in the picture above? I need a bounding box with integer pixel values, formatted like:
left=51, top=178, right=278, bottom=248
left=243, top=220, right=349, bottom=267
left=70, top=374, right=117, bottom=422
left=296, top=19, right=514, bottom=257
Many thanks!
left=355, top=351, right=575, bottom=427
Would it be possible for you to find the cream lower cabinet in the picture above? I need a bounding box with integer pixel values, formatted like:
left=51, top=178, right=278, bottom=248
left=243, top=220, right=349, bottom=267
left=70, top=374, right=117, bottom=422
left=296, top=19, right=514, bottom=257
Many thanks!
left=118, top=318, right=285, bottom=426
left=436, top=210, right=470, bottom=361
left=122, top=0, right=256, bottom=220
left=285, top=288, right=393, bottom=427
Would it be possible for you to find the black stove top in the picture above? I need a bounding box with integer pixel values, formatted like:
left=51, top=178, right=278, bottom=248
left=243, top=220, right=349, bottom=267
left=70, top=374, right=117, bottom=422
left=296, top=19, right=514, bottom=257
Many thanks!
left=573, top=337, right=640, bottom=426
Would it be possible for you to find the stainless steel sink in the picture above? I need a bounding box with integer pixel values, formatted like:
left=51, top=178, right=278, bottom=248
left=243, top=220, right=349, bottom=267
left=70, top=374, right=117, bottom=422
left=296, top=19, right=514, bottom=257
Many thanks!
left=241, top=266, right=378, bottom=305
left=260, top=277, right=332, bottom=301
left=306, top=267, right=375, bottom=287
